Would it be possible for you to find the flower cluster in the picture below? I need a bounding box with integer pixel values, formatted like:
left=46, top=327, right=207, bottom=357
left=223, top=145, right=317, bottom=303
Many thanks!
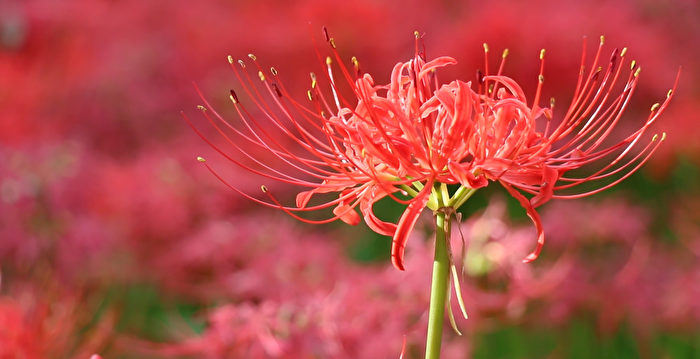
left=191, top=30, right=677, bottom=270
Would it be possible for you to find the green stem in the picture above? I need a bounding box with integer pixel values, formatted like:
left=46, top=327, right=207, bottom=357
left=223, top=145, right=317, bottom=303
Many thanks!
left=425, top=209, right=451, bottom=359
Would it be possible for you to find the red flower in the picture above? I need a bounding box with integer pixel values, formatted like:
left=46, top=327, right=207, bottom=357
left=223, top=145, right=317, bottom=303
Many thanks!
left=188, top=30, right=676, bottom=271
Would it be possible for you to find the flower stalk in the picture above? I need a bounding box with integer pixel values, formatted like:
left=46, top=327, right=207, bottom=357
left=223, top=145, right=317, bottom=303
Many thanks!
left=425, top=201, right=451, bottom=359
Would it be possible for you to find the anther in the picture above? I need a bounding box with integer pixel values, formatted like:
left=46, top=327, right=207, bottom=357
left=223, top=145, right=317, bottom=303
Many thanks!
left=538, top=74, right=545, bottom=83
left=227, top=55, right=234, bottom=64
left=326, top=56, right=332, bottom=65
left=652, top=134, right=658, bottom=141
left=229, top=89, right=239, bottom=104
left=271, top=83, right=282, bottom=97
left=483, top=43, right=489, bottom=53
left=258, top=71, right=266, bottom=81
left=248, top=53, right=257, bottom=61
left=550, top=97, right=556, bottom=107
left=630, top=60, right=637, bottom=70
left=261, top=185, right=268, bottom=193
left=238, top=60, right=246, bottom=68
left=620, top=47, right=628, bottom=57
left=414, top=30, right=420, bottom=38
left=634, top=67, right=641, bottom=77
left=476, top=69, right=484, bottom=84
left=307, top=90, right=313, bottom=101
left=351, top=56, right=358, bottom=67
left=502, top=48, right=509, bottom=58
left=270, top=67, right=278, bottom=76
left=488, top=84, right=494, bottom=94
left=661, top=132, right=667, bottom=141
left=310, top=72, right=317, bottom=88
left=197, top=156, right=206, bottom=163
left=650, top=103, right=660, bottom=112
left=329, top=38, right=336, bottom=49
left=600, top=35, right=605, bottom=45
left=539, top=49, right=545, bottom=60
left=197, top=105, right=206, bottom=111
left=667, top=89, right=673, bottom=98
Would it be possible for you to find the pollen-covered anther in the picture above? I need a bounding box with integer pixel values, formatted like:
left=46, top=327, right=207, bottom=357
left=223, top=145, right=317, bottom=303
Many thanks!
left=600, top=35, right=605, bottom=45
left=328, top=38, right=337, bottom=48
left=539, top=48, right=545, bottom=60
left=248, top=53, right=257, bottom=61
left=620, top=47, right=628, bottom=57
left=238, top=60, right=246, bottom=69
left=634, top=67, right=642, bottom=77
left=270, top=67, right=278, bottom=76
left=258, top=71, right=266, bottom=81
left=550, top=97, right=556, bottom=107
left=229, top=89, right=239, bottom=104
left=325, top=56, right=332, bottom=65
left=650, top=103, right=660, bottom=112
left=307, top=90, right=313, bottom=101
left=414, top=30, right=420, bottom=38
left=661, top=132, right=667, bottom=141
left=260, top=185, right=268, bottom=193
left=502, top=48, right=509, bottom=58
left=483, top=43, right=489, bottom=53
left=630, top=60, right=637, bottom=70
left=196, top=156, right=206, bottom=163
left=197, top=105, right=206, bottom=111
left=310, top=72, right=317, bottom=88
left=667, top=89, right=673, bottom=98
left=538, top=74, right=545, bottom=83
left=227, top=55, right=234, bottom=64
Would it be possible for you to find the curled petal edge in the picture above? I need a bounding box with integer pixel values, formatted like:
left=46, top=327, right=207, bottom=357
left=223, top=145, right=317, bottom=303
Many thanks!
left=391, top=182, right=433, bottom=271
left=501, top=181, right=545, bottom=263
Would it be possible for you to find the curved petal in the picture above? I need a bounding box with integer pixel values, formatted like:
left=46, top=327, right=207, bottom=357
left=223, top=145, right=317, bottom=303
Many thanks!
left=391, top=182, right=433, bottom=271
left=530, top=166, right=559, bottom=208
left=360, top=185, right=398, bottom=236
left=501, top=181, right=545, bottom=263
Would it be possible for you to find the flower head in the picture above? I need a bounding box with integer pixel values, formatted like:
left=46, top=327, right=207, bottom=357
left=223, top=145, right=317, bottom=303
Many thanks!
left=188, top=30, right=677, bottom=271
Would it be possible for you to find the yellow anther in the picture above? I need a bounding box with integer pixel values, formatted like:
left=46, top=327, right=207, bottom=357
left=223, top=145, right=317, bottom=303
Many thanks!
left=414, top=30, right=420, bottom=38
left=661, top=132, right=667, bottom=141
left=329, top=38, right=336, bottom=49
left=550, top=97, right=556, bottom=107
left=238, top=60, right=246, bottom=68
left=248, top=53, right=257, bottom=61
left=258, top=71, right=265, bottom=81
left=307, top=90, right=313, bottom=101
left=630, top=60, right=637, bottom=70
left=539, top=48, right=545, bottom=60
left=488, top=84, right=494, bottom=94
left=483, top=43, right=489, bottom=53
left=351, top=56, right=358, bottom=67
left=229, top=94, right=239, bottom=104
left=196, top=156, right=206, bottom=163
left=310, top=72, right=317, bottom=88
left=651, top=103, right=660, bottom=112
left=227, top=55, right=234, bottom=64
left=667, top=89, right=673, bottom=98
left=600, top=35, right=605, bottom=45
left=270, top=67, right=278, bottom=76
left=325, top=56, right=332, bottom=65
left=620, top=47, right=628, bottom=57
left=634, top=67, right=641, bottom=77
left=502, top=48, right=509, bottom=58
left=260, top=185, right=268, bottom=192
left=197, top=105, right=206, bottom=111
left=597, top=66, right=603, bottom=73
left=538, top=74, right=545, bottom=83
left=652, top=134, right=659, bottom=141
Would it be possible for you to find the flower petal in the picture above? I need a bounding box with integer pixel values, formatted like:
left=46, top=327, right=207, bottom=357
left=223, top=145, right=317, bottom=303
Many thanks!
left=391, top=183, right=432, bottom=271
left=501, top=181, right=545, bottom=263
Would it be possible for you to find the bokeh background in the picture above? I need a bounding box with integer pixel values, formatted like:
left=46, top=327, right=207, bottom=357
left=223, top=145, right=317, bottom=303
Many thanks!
left=1, top=0, right=699, bottom=358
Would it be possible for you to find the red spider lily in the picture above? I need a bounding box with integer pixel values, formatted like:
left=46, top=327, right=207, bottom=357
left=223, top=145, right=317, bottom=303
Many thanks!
left=187, top=29, right=677, bottom=271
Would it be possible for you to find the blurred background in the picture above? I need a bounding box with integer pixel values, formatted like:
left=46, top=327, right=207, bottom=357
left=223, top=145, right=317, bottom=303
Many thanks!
left=1, top=0, right=699, bottom=358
